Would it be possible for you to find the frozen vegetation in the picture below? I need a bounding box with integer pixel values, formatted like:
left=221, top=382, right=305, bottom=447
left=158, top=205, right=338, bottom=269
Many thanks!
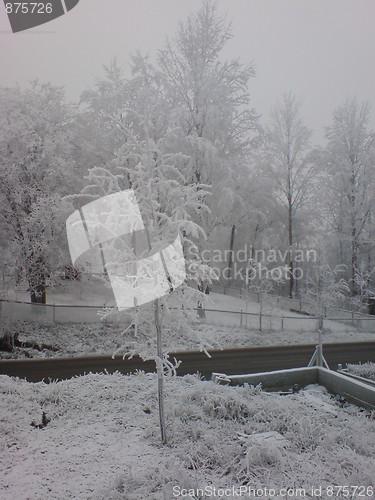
left=1, top=372, right=375, bottom=499
left=1, top=290, right=374, bottom=360
left=347, top=362, right=375, bottom=381
left=1, top=318, right=374, bottom=360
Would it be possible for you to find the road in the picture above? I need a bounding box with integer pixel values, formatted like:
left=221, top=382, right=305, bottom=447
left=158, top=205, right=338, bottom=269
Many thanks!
left=1, top=342, right=375, bottom=382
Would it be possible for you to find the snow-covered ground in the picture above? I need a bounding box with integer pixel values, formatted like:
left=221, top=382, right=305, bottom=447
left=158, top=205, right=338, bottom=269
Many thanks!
left=2, top=284, right=374, bottom=360
left=1, top=316, right=374, bottom=360
left=203, top=292, right=362, bottom=334
left=3, top=279, right=367, bottom=335
left=1, top=372, right=374, bottom=499
left=2, top=284, right=375, bottom=498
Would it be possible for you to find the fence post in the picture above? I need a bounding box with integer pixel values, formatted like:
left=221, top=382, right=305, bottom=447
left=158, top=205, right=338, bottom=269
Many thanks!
left=315, top=315, right=324, bottom=332
left=52, top=303, right=55, bottom=323
left=318, top=328, right=323, bottom=367
left=281, top=316, right=284, bottom=331
left=245, top=302, right=248, bottom=329
left=259, top=310, right=262, bottom=332
left=240, top=309, right=243, bottom=328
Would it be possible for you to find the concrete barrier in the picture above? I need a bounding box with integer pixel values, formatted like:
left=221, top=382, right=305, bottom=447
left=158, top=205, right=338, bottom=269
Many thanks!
left=219, top=366, right=375, bottom=410
left=222, top=366, right=319, bottom=390
left=318, top=367, right=375, bottom=409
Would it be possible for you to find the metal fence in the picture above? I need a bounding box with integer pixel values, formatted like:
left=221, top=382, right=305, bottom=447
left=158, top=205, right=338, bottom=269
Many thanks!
left=210, top=284, right=375, bottom=332
left=1, top=294, right=375, bottom=333
left=0, top=299, right=128, bottom=324
left=203, top=306, right=322, bottom=332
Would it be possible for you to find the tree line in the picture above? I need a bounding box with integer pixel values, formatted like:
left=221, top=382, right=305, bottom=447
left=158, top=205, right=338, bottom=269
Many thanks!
left=1, top=0, right=374, bottom=312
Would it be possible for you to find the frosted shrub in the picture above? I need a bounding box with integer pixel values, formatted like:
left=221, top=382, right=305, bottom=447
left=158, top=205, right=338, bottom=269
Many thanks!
left=288, top=416, right=326, bottom=451
left=97, top=458, right=205, bottom=500
left=202, top=393, right=252, bottom=422
left=39, top=380, right=68, bottom=407
left=347, top=361, right=375, bottom=381
left=240, top=438, right=284, bottom=468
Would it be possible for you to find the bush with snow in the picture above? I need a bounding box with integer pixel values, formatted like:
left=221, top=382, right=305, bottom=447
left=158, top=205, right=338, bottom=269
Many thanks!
left=347, top=361, right=375, bottom=381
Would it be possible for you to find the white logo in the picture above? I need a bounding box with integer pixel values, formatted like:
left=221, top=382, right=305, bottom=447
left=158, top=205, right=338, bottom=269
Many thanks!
left=66, top=190, right=186, bottom=310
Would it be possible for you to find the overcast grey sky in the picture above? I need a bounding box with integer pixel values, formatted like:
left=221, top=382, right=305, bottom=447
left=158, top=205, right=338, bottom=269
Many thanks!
left=1, top=0, right=374, bottom=144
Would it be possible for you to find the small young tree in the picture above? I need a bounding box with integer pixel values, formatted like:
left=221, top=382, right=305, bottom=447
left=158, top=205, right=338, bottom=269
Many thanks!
left=246, top=258, right=287, bottom=331
left=304, top=264, right=349, bottom=316
left=70, top=0, right=261, bottom=444
left=72, top=66, right=213, bottom=443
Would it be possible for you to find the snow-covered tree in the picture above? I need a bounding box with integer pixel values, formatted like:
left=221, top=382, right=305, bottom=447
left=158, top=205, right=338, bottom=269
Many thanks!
left=66, top=1, right=263, bottom=443
left=320, top=98, right=375, bottom=299
left=0, top=82, right=78, bottom=302
left=304, top=264, right=349, bottom=315
left=261, top=93, right=315, bottom=298
left=158, top=0, right=260, bottom=290
left=71, top=57, right=216, bottom=442
left=75, top=59, right=131, bottom=172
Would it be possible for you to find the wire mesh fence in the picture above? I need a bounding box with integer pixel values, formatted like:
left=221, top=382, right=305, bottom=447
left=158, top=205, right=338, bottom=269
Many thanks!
left=0, top=299, right=127, bottom=324
left=1, top=294, right=375, bottom=333
left=210, top=283, right=375, bottom=332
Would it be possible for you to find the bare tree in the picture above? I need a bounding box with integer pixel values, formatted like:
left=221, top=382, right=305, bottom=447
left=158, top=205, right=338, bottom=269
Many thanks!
left=262, top=93, right=314, bottom=298
left=322, top=98, right=375, bottom=298
left=158, top=0, right=260, bottom=292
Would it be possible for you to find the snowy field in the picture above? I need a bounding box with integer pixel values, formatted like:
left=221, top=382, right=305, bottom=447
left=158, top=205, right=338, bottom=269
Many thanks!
left=1, top=371, right=375, bottom=500
left=2, top=279, right=366, bottom=335
left=2, top=285, right=375, bottom=360
left=1, top=315, right=374, bottom=360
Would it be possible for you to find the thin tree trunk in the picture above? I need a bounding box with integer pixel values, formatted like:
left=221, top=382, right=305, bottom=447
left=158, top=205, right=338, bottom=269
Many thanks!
left=288, top=200, right=294, bottom=299
left=30, top=283, right=46, bottom=304
left=154, top=298, right=167, bottom=444
left=227, top=224, right=236, bottom=286
left=28, top=256, right=46, bottom=304
left=350, top=167, right=357, bottom=297
left=351, top=228, right=357, bottom=296
left=144, top=223, right=167, bottom=444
